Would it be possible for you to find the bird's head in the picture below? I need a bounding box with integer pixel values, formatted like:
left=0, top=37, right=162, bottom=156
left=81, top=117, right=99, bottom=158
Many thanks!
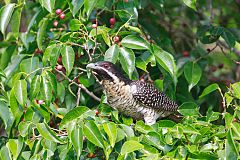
left=86, top=61, right=129, bottom=83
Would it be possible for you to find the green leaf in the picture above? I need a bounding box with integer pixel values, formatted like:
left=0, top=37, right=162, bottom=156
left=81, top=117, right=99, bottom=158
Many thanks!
left=18, top=121, right=31, bottom=137
left=121, top=140, right=144, bottom=155
left=71, top=126, right=83, bottom=159
left=69, top=0, right=84, bottom=16
left=89, top=26, right=110, bottom=37
left=135, top=121, right=154, bottom=134
left=41, top=75, right=53, bottom=102
left=69, top=19, right=82, bottom=31
left=226, top=129, right=238, bottom=159
left=104, top=44, right=119, bottom=63
left=83, top=120, right=105, bottom=148
left=0, top=101, right=10, bottom=129
left=83, top=0, right=97, bottom=19
left=30, top=75, right=41, bottom=100
left=221, top=28, right=236, bottom=48
left=43, top=44, right=61, bottom=67
left=36, top=123, right=64, bottom=143
left=44, top=71, right=57, bottom=95
left=4, top=54, right=26, bottom=79
left=121, top=35, right=149, bottom=50
left=0, top=146, right=11, bottom=160
left=119, top=47, right=135, bottom=79
left=184, top=61, right=202, bottom=91
left=20, top=57, right=39, bottom=78
left=60, top=106, right=90, bottom=128
left=37, top=18, right=48, bottom=50
left=199, top=83, right=219, bottom=99
left=178, top=102, right=199, bottom=116
left=182, top=0, right=196, bottom=11
left=14, top=80, right=27, bottom=106
left=152, top=44, right=177, bottom=84
left=10, top=89, right=22, bottom=124
left=0, top=3, right=15, bottom=36
left=61, top=45, right=75, bottom=76
left=10, top=5, right=22, bottom=34
left=6, top=138, right=23, bottom=160
left=39, top=0, right=55, bottom=13
left=103, top=122, right=117, bottom=148
left=232, top=82, right=240, bottom=99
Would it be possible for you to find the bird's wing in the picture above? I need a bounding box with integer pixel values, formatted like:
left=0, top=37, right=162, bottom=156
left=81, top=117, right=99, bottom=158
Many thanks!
left=131, top=81, right=178, bottom=111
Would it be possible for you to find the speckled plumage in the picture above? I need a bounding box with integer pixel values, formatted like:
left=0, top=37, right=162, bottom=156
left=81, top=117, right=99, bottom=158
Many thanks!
left=87, top=61, right=178, bottom=125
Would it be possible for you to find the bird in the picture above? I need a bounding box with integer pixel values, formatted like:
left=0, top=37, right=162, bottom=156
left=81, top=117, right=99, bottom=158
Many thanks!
left=86, top=61, right=178, bottom=125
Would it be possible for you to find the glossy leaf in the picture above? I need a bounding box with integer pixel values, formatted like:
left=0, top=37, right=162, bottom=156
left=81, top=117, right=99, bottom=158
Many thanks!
left=18, top=121, right=31, bottom=137
left=60, top=106, right=90, bottom=128
left=104, top=44, right=119, bottom=63
left=61, top=45, right=75, bottom=76
left=184, top=61, right=202, bottom=91
left=10, top=5, right=22, bottom=34
left=0, top=3, right=15, bottom=35
left=226, top=130, right=238, bottom=159
left=69, top=0, right=84, bottom=16
left=152, top=44, right=177, bottom=83
left=37, top=18, right=48, bottom=50
left=83, top=0, right=97, bottom=19
left=30, top=75, right=41, bottom=100
left=39, top=0, right=55, bottom=13
left=71, top=126, right=83, bottom=159
left=83, top=120, right=105, bottom=148
left=103, top=122, right=117, bottom=148
left=0, top=146, right=11, bottom=160
left=0, top=101, right=10, bottom=128
left=121, top=140, right=144, bottom=155
left=183, top=0, right=196, bottom=11
left=199, top=83, right=219, bottom=99
left=41, top=75, right=53, bottom=102
left=36, top=123, right=64, bottom=143
left=6, top=138, right=23, bottom=160
left=121, top=35, right=149, bottom=50
left=20, top=57, right=39, bottom=77
left=178, top=102, right=199, bottom=116
left=119, top=47, right=135, bottom=79
left=232, top=82, right=240, bottom=99
left=9, top=89, right=22, bottom=124
left=14, top=80, right=27, bottom=106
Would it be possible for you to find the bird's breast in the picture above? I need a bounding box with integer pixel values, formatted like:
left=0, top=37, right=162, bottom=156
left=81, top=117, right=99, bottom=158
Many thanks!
left=102, top=80, right=143, bottom=119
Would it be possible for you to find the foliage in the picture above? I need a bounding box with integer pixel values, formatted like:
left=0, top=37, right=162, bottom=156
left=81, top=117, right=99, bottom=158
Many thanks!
left=0, top=0, right=240, bottom=159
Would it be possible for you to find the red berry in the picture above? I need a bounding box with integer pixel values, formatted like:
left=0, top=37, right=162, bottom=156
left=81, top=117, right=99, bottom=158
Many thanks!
left=124, top=0, right=129, bottom=2
left=59, top=13, right=65, bottom=19
left=114, top=36, right=120, bottom=43
left=95, top=109, right=99, bottom=116
left=56, top=65, right=63, bottom=70
left=218, top=64, right=224, bottom=69
left=53, top=20, right=58, bottom=27
left=92, top=23, right=97, bottom=28
left=57, top=57, right=62, bottom=64
left=109, top=18, right=116, bottom=25
left=183, top=51, right=189, bottom=57
left=37, top=100, right=44, bottom=105
left=35, top=48, right=42, bottom=54
left=55, top=9, right=62, bottom=15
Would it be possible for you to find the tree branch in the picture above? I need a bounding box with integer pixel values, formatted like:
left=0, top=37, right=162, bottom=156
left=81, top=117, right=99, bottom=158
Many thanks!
left=54, top=68, right=101, bottom=102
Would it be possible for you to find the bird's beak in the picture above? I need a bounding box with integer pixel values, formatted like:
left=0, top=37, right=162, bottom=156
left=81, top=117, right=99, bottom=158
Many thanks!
left=86, top=63, right=97, bottom=69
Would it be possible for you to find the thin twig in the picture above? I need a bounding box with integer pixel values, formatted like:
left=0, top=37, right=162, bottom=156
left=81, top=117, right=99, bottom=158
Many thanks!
left=54, top=68, right=100, bottom=102
left=76, top=87, right=81, bottom=106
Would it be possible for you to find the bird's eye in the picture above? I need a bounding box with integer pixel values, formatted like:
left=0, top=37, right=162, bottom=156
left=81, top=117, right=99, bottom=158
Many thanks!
left=103, top=64, right=109, bottom=68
